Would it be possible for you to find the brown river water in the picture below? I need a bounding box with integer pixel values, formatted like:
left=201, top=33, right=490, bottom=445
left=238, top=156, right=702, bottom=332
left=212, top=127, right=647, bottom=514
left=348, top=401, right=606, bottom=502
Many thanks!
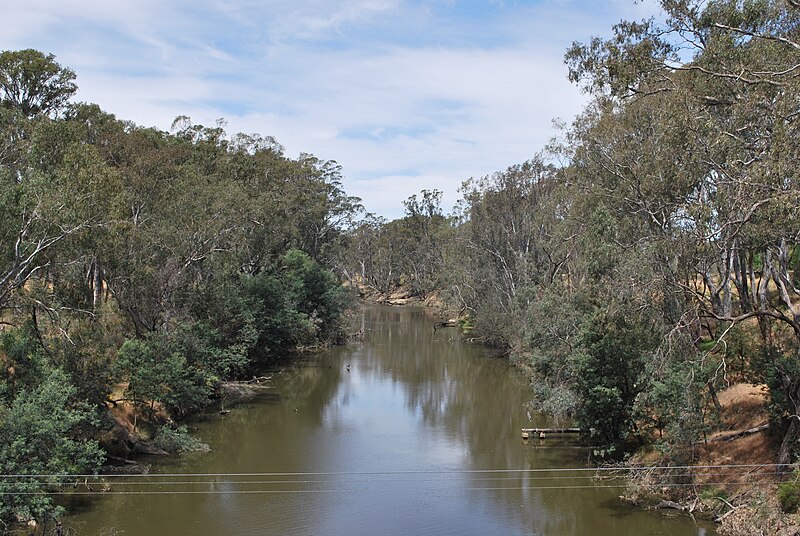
left=64, top=305, right=714, bottom=535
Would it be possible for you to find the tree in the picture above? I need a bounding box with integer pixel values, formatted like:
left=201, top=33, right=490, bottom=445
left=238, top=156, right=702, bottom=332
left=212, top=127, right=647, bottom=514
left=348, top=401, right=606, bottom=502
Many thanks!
left=565, top=0, right=800, bottom=463
left=115, top=338, right=212, bottom=421
left=0, top=49, right=76, bottom=117
left=0, top=367, right=104, bottom=526
left=449, top=159, right=563, bottom=347
left=0, top=110, right=118, bottom=314
left=574, top=309, right=660, bottom=445
left=0, top=51, right=364, bottom=530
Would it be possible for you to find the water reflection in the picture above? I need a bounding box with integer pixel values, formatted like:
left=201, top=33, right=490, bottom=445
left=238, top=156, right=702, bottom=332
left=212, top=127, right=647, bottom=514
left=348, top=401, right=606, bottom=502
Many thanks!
left=65, top=305, right=713, bottom=535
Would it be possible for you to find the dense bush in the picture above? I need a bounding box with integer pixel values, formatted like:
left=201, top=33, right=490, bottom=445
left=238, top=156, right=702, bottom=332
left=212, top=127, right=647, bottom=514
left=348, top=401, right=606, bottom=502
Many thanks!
left=0, top=363, right=104, bottom=525
left=778, top=473, right=800, bottom=514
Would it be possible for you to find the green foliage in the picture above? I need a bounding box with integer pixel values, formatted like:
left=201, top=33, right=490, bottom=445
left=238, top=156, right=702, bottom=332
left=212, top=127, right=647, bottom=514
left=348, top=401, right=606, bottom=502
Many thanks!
left=242, top=250, right=349, bottom=360
left=53, top=318, right=120, bottom=408
left=174, top=321, right=253, bottom=381
left=754, top=347, right=800, bottom=442
left=0, top=366, right=104, bottom=525
left=0, top=48, right=359, bottom=529
left=112, top=250, right=347, bottom=424
left=574, top=309, right=658, bottom=445
left=529, top=382, right=579, bottom=420
left=457, top=316, right=474, bottom=334
left=778, top=472, right=800, bottom=514
left=116, top=338, right=213, bottom=420
left=637, top=356, right=712, bottom=460
left=152, top=425, right=209, bottom=454
left=0, top=49, right=77, bottom=117
left=699, top=485, right=728, bottom=502
left=0, top=328, right=48, bottom=396
left=524, top=288, right=588, bottom=418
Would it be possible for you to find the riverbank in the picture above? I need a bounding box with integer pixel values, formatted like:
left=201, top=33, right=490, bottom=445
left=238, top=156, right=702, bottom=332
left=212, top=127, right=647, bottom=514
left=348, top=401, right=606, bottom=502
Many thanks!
left=349, top=280, right=446, bottom=308
left=618, top=383, right=799, bottom=535
left=99, top=376, right=276, bottom=469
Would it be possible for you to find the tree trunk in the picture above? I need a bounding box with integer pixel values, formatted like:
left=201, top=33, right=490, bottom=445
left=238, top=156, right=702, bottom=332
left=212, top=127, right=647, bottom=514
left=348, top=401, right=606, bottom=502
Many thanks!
left=778, top=417, right=800, bottom=470
left=778, top=380, right=800, bottom=470
left=708, top=382, right=723, bottom=421
left=92, top=258, right=103, bottom=311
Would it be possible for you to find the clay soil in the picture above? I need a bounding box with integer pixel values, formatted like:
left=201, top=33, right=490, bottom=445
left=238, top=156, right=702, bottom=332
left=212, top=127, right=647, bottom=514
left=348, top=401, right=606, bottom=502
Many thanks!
left=677, top=383, right=798, bottom=535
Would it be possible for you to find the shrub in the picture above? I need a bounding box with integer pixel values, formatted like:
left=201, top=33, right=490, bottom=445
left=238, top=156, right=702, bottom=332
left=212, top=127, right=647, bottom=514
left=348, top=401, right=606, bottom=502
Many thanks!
left=778, top=473, right=800, bottom=513
left=152, top=425, right=209, bottom=453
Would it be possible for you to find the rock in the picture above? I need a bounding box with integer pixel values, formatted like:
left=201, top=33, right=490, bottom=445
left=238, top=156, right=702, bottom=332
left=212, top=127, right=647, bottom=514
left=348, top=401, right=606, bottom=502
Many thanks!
left=656, top=500, right=684, bottom=510
left=130, top=439, right=169, bottom=456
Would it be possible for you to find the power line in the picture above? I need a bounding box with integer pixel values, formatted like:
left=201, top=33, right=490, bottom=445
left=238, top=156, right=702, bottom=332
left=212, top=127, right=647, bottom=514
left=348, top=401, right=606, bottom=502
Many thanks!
left=0, top=463, right=789, bottom=479
left=0, top=470, right=784, bottom=487
left=0, top=479, right=784, bottom=496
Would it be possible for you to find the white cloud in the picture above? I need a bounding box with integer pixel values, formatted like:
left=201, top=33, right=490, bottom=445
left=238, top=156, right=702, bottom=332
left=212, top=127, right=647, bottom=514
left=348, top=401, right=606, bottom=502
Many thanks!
left=1, top=0, right=662, bottom=219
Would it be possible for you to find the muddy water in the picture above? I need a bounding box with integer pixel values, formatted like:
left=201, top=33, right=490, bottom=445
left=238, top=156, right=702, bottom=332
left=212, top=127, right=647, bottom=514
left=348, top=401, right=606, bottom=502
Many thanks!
left=67, top=305, right=714, bottom=535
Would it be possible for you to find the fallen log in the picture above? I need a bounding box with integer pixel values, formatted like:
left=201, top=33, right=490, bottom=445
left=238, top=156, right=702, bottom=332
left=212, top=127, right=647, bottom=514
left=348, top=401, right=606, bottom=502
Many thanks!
left=710, top=422, right=769, bottom=442
left=656, top=500, right=684, bottom=511
left=105, top=454, right=138, bottom=465
left=246, top=375, right=273, bottom=384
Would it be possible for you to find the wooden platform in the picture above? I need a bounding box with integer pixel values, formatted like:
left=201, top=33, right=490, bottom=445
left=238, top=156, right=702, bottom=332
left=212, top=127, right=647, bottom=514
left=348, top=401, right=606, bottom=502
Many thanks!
left=521, top=427, right=582, bottom=439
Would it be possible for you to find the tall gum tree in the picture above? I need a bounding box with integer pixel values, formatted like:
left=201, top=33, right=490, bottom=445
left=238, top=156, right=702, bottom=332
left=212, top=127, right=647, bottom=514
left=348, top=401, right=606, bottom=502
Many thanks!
left=0, top=49, right=76, bottom=118
left=565, top=0, right=800, bottom=464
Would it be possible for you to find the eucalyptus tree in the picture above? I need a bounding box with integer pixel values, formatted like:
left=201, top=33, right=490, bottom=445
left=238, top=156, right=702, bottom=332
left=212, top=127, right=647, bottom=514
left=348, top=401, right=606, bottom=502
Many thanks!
left=396, top=189, right=450, bottom=296
left=341, top=213, right=392, bottom=290
left=0, top=108, right=118, bottom=318
left=565, top=0, right=800, bottom=459
left=0, top=49, right=76, bottom=117
left=342, top=190, right=449, bottom=297
left=451, top=158, right=564, bottom=348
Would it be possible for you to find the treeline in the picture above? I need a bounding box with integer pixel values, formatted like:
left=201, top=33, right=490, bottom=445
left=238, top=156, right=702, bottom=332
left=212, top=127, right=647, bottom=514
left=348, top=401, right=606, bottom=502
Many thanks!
left=345, top=0, right=800, bottom=466
left=0, top=50, right=361, bottom=525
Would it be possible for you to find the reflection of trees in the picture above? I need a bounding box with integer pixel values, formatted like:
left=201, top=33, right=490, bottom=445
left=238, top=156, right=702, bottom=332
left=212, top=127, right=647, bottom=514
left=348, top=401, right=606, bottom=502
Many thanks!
left=355, top=306, right=547, bottom=527
left=348, top=306, right=702, bottom=535
left=359, top=306, right=533, bottom=456
left=273, top=353, right=344, bottom=425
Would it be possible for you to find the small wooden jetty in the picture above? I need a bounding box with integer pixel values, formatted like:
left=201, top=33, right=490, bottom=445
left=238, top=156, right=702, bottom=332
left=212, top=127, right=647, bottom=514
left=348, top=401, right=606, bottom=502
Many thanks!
left=521, top=427, right=582, bottom=439
left=432, top=320, right=458, bottom=331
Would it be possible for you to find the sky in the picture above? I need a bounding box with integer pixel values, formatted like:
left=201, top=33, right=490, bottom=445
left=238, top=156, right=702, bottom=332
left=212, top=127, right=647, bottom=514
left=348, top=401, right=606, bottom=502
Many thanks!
left=2, top=0, right=661, bottom=219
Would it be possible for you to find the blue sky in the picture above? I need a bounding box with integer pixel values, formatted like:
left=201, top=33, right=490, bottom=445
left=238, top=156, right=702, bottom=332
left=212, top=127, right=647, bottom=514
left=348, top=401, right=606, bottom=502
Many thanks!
left=3, top=0, right=661, bottom=219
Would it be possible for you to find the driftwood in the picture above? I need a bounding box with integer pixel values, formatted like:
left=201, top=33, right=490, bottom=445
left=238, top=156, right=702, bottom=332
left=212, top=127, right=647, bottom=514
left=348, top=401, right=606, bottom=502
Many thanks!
left=245, top=375, right=272, bottom=384
left=220, top=377, right=274, bottom=409
left=711, top=422, right=769, bottom=442
left=656, top=500, right=684, bottom=511
left=105, top=454, right=138, bottom=465
left=130, top=439, right=168, bottom=456
left=521, top=427, right=583, bottom=439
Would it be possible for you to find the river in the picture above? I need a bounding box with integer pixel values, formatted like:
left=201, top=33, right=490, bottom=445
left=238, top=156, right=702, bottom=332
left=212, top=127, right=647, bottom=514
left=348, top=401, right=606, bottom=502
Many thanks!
left=66, top=305, right=714, bottom=535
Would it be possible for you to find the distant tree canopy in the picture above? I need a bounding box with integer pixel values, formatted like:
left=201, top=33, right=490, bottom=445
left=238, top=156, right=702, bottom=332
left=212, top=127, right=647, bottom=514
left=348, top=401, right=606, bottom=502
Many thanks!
left=344, top=0, right=800, bottom=463
left=0, top=49, right=76, bottom=117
